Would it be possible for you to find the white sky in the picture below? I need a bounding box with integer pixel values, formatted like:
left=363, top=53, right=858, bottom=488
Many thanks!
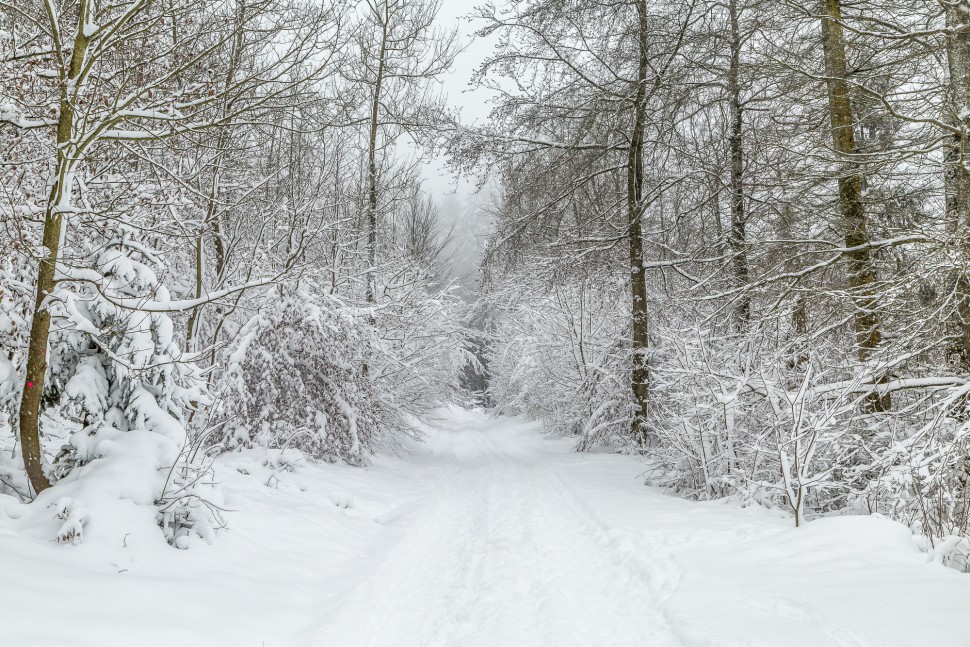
left=418, top=0, right=496, bottom=204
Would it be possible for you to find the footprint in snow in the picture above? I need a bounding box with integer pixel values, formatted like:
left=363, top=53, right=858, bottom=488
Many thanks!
left=329, top=492, right=354, bottom=509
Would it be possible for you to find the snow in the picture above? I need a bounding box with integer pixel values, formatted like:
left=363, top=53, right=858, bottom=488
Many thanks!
left=1, top=407, right=968, bottom=646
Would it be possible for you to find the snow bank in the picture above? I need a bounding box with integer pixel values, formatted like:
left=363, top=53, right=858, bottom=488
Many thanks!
left=0, top=436, right=431, bottom=646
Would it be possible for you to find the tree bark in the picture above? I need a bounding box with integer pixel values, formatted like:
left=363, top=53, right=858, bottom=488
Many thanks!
left=944, top=0, right=970, bottom=371
left=727, top=0, right=750, bottom=331
left=818, top=0, right=889, bottom=412
left=366, top=9, right=389, bottom=308
left=629, top=0, right=651, bottom=444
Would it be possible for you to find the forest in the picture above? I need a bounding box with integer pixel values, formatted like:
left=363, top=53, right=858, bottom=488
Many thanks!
left=2, top=0, right=970, bottom=644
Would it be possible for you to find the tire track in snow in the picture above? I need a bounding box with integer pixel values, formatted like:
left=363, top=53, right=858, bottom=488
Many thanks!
left=474, top=428, right=679, bottom=646
left=308, top=427, right=493, bottom=647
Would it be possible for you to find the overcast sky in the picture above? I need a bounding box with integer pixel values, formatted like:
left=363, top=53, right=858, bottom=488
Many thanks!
left=418, top=0, right=496, bottom=204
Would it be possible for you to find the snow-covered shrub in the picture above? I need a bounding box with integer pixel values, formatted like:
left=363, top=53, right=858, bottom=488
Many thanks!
left=222, top=291, right=411, bottom=463
left=0, top=253, right=32, bottom=499
left=216, top=271, right=474, bottom=464
left=485, top=271, right=635, bottom=448
left=646, top=323, right=893, bottom=519
left=155, top=437, right=226, bottom=548
left=373, top=285, right=476, bottom=418
left=0, top=254, right=28, bottom=417
left=0, top=223, right=219, bottom=546
left=852, top=396, right=970, bottom=559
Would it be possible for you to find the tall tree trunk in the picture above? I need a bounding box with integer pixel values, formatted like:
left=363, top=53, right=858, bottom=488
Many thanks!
left=727, top=0, right=750, bottom=331
left=360, top=6, right=389, bottom=381
left=818, top=0, right=889, bottom=412
left=944, top=0, right=970, bottom=372
left=628, top=0, right=651, bottom=445
left=366, top=16, right=389, bottom=308
left=19, top=4, right=94, bottom=495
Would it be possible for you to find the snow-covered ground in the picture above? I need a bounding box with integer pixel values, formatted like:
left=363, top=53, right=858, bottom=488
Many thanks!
left=1, top=407, right=968, bottom=646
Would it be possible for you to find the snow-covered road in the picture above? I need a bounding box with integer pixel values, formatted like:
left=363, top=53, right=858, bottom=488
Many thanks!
left=312, top=416, right=676, bottom=646
left=309, top=411, right=970, bottom=647
left=2, top=408, right=969, bottom=646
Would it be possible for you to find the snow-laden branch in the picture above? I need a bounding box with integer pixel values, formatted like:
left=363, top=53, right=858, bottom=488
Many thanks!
left=54, top=265, right=281, bottom=313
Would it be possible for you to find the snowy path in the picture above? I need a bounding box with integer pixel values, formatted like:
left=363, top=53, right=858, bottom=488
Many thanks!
left=307, top=411, right=970, bottom=647
left=2, top=408, right=969, bottom=646
left=312, top=419, right=676, bottom=647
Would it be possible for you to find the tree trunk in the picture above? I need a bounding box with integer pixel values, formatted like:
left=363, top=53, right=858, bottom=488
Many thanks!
left=366, top=15, right=389, bottom=308
left=818, top=0, right=889, bottom=412
left=360, top=5, right=390, bottom=381
left=18, top=4, right=94, bottom=495
left=628, top=0, right=651, bottom=445
left=727, top=0, right=750, bottom=331
left=186, top=0, right=244, bottom=352
left=944, top=0, right=970, bottom=372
